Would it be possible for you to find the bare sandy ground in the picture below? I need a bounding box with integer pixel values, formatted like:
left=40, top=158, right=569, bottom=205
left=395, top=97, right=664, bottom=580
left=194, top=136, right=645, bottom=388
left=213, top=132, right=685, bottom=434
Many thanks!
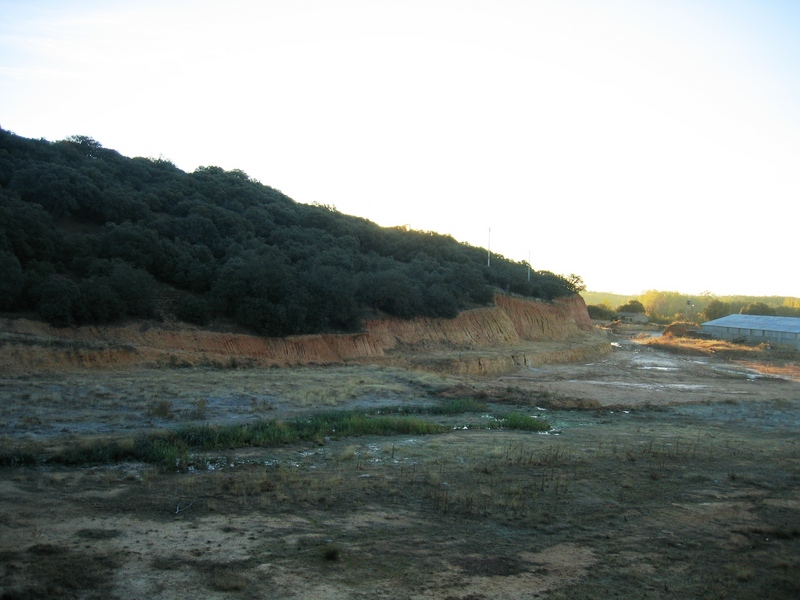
left=1, top=335, right=799, bottom=598
left=495, top=337, right=800, bottom=407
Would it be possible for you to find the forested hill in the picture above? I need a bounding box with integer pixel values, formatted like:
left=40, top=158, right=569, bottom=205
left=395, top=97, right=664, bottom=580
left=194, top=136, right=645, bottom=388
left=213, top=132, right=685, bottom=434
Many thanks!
left=0, top=128, right=581, bottom=336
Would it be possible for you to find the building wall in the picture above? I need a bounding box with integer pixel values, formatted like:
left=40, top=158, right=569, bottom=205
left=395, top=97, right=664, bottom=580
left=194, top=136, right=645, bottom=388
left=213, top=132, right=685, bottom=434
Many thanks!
left=702, top=325, right=800, bottom=350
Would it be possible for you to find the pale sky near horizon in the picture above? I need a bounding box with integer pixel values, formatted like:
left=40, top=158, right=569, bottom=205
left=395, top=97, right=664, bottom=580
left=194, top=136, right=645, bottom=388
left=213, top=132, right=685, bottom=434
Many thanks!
left=1, top=0, right=798, bottom=297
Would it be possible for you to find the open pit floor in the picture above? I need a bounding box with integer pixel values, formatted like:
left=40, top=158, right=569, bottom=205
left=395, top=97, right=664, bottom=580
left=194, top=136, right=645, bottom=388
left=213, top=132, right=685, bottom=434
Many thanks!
left=1, top=337, right=799, bottom=598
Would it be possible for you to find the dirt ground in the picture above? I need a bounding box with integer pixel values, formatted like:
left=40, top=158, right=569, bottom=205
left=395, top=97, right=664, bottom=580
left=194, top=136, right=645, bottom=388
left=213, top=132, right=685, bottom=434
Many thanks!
left=1, top=333, right=799, bottom=599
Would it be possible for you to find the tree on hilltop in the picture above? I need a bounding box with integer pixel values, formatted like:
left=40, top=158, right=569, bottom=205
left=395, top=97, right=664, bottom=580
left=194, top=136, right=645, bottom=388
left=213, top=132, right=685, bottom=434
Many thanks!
left=703, top=299, right=731, bottom=321
left=740, top=302, right=776, bottom=316
left=616, top=300, right=645, bottom=314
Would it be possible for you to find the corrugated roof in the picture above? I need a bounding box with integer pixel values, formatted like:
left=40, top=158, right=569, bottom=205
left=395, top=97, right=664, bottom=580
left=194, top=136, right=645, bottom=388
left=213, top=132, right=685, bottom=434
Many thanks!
left=702, top=314, right=800, bottom=334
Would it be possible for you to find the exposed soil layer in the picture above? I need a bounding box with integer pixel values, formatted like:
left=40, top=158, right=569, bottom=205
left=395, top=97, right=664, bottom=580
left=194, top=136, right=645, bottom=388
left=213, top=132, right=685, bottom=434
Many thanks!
left=0, top=294, right=607, bottom=376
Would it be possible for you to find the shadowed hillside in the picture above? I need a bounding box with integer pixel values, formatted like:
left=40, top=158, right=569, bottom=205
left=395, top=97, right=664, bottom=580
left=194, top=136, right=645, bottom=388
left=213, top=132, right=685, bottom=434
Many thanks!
left=0, top=129, right=582, bottom=336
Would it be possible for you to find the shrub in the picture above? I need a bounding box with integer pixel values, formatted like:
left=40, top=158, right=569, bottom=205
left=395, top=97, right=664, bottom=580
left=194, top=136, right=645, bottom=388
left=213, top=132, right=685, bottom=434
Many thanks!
left=36, top=275, right=86, bottom=326
left=587, top=304, right=616, bottom=320
left=176, top=295, right=210, bottom=325
left=0, top=251, right=24, bottom=310
left=502, top=412, right=550, bottom=432
left=106, top=262, right=157, bottom=317
left=616, top=300, right=646, bottom=314
left=321, top=544, right=341, bottom=561
left=81, top=281, right=126, bottom=323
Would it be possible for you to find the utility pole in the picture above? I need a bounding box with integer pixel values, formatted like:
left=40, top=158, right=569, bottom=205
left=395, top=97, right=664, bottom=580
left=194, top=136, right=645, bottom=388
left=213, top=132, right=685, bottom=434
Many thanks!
left=487, top=228, right=491, bottom=267
left=527, top=250, right=531, bottom=281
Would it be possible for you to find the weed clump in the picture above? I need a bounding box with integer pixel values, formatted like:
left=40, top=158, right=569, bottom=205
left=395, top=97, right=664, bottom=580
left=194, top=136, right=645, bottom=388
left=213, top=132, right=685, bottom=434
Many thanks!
left=146, top=399, right=175, bottom=420
left=321, top=544, right=341, bottom=561
left=187, top=398, right=208, bottom=420
left=0, top=446, right=39, bottom=466
left=500, top=412, right=550, bottom=432
left=426, top=398, right=488, bottom=414
left=210, top=566, right=248, bottom=591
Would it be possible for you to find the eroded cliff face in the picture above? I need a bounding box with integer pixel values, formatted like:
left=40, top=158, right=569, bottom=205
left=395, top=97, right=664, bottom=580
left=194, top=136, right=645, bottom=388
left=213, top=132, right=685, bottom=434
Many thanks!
left=365, top=294, right=592, bottom=349
left=0, top=294, right=608, bottom=374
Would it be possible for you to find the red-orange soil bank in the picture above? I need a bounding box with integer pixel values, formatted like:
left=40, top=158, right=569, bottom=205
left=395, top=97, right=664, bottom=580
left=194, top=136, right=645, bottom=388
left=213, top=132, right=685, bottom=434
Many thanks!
left=0, top=294, right=608, bottom=374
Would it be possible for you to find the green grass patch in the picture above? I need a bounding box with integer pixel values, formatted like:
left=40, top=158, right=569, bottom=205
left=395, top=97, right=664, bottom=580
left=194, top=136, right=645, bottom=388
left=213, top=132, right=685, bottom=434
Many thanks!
left=51, top=434, right=190, bottom=467
left=383, top=398, right=488, bottom=416
left=2, top=405, right=549, bottom=469
left=174, top=411, right=446, bottom=451
left=35, top=410, right=448, bottom=468
left=499, top=412, right=551, bottom=432
left=425, top=398, right=488, bottom=414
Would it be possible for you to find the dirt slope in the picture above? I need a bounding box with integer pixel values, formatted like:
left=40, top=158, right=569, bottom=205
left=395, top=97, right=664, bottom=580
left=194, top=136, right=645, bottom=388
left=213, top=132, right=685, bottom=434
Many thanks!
left=0, top=294, right=608, bottom=375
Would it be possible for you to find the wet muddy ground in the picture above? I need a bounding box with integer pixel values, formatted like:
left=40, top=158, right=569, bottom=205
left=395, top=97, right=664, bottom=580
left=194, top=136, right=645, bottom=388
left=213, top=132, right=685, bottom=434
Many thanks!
left=1, top=338, right=799, bottom=598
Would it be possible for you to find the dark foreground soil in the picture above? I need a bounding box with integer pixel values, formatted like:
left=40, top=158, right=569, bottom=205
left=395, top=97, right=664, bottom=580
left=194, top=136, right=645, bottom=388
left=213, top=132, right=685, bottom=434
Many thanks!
left=1, top=338, right=799, bottom=599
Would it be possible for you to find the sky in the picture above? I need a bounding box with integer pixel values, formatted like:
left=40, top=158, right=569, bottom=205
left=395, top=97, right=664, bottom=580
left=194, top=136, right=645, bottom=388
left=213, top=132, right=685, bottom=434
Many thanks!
left=1, top=0, right=798, bottom=297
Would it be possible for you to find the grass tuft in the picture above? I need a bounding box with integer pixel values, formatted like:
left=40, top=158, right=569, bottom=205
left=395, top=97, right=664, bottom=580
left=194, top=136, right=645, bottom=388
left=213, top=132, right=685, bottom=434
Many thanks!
left=210, top=566, right=248, bottom=591
left=321, top=544, right=341, bottom=561
left=146, top=399, right=175, bottom=420
left=501, top=412, right=551, bottom=432
left=0, top=446, right=39, bottom=466
left=426, top=398, right=488, bottom=414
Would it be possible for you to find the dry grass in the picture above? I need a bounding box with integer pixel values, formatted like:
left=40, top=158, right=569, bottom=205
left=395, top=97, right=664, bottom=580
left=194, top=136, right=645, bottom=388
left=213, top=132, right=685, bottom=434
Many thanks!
left=641, top=336, right=800, bottom=381
left=641, top=336, right=762, bottom=357
left=2, top=399, right=800, bottom=598
left=210, top=566, right=249, bottom=591
left=287, top=375, right=411, bottom=406
left=0, top=543, right=119, bottom=599
left=2, top=333, right=799, bottom=598
left=745, top=360, right=800, bottom=380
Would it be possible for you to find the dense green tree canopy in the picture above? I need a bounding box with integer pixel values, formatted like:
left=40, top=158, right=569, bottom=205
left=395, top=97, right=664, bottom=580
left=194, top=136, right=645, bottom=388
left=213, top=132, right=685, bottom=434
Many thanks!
left=0, top=128, right=579, bottom=333
left=703, top=300, right=731, bottom=321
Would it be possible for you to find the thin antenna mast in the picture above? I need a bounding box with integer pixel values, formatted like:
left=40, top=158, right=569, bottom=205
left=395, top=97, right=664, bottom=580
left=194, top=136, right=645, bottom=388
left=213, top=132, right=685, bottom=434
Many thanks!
left=527, top=250, right=531, bottom=281
left=487, top=228, right=491, bottom=267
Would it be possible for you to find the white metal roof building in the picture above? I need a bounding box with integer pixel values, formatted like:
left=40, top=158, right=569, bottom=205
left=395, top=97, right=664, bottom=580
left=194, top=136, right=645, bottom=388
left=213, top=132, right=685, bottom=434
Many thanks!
left=701, top=314, right=800, bottom=350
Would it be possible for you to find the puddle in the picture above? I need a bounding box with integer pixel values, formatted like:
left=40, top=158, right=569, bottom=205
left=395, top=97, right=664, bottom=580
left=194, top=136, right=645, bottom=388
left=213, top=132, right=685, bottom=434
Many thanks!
left=631, top=354, right=680, bottom=369
left=710, top=366, right=767, bottom=380
left=572, top=380, right=707, bottom=391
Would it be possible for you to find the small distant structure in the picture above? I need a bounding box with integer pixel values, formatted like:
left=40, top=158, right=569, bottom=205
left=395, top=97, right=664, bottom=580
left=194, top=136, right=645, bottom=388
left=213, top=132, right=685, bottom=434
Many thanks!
left=616, top=312, right=649, bottom=324
left=701, top=315, right=800, bottom=350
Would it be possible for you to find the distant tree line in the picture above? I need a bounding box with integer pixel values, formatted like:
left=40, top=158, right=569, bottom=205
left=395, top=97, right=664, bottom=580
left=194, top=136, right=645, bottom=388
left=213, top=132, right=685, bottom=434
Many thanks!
left=0, top=129, right=581, bottom=334
left=584, top=290, right=800, bottom=324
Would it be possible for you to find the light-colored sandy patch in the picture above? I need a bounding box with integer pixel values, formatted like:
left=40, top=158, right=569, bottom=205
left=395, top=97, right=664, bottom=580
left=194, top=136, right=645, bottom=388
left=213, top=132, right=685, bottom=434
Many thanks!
left=418, top=543, right=596, bottom=599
